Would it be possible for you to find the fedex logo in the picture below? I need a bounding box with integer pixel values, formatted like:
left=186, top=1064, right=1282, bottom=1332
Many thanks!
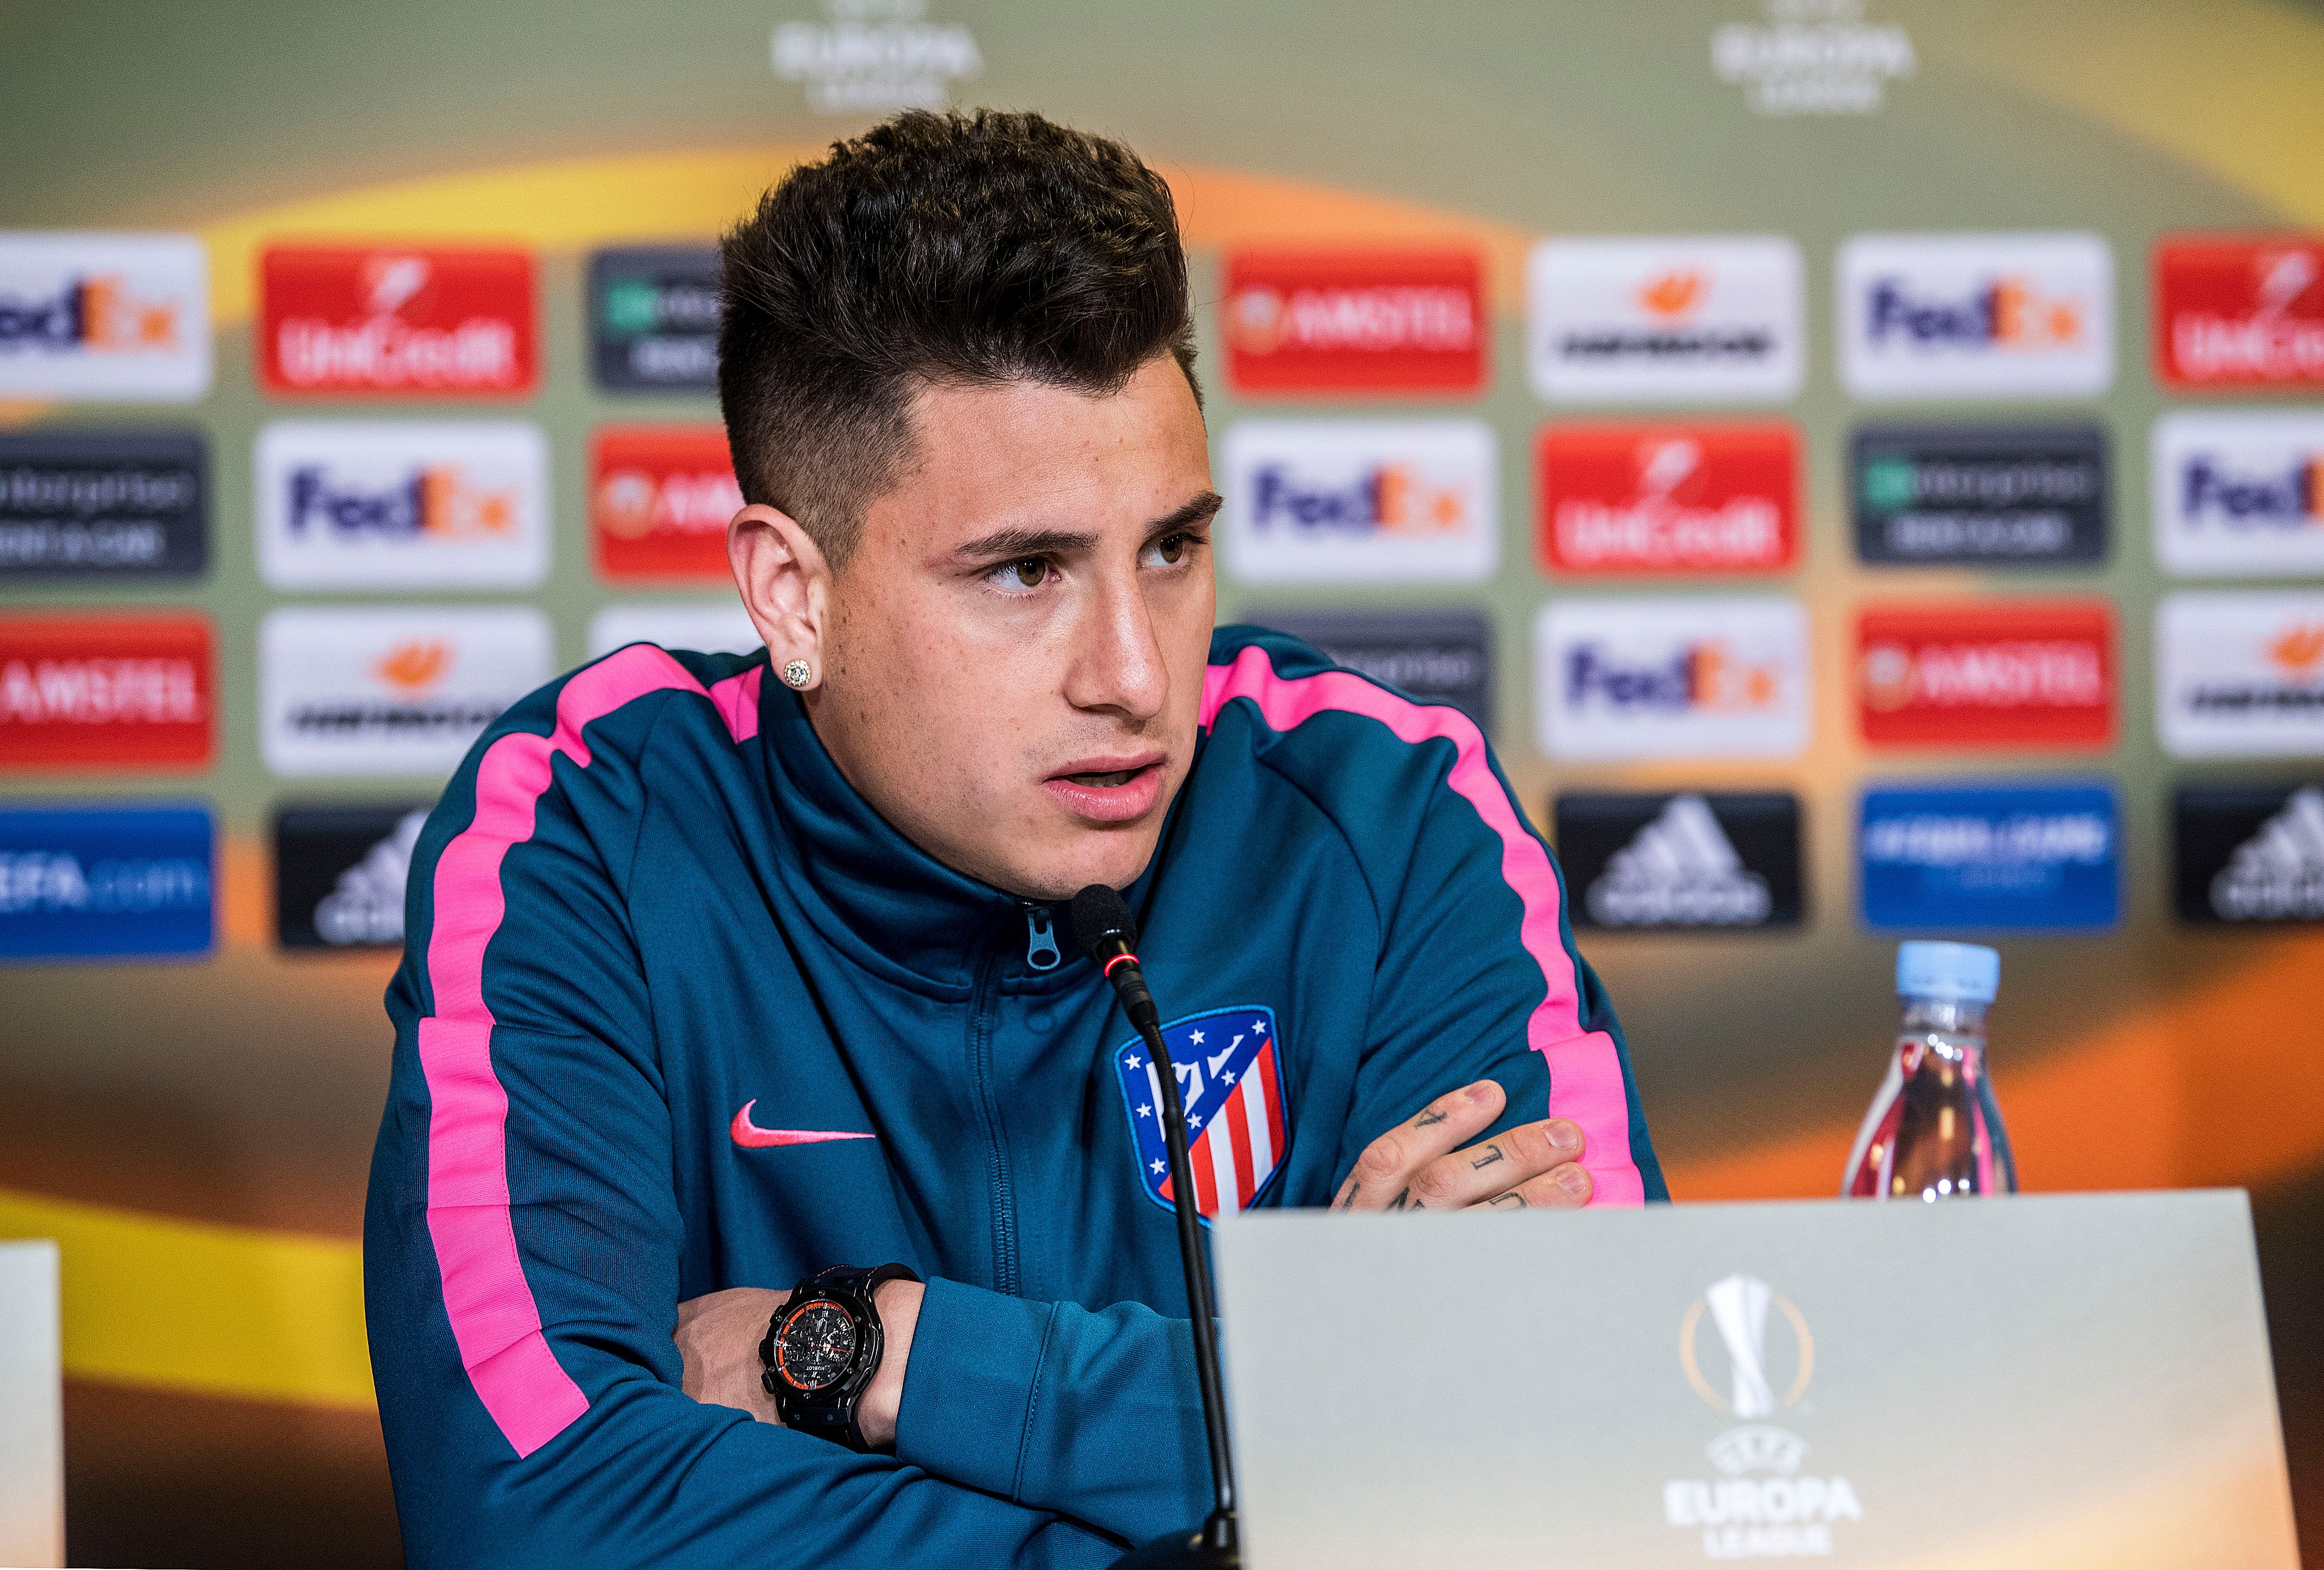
left=257, top=422, right=547, bottom=590
left=1537, top=422, right=1797, bottom=574
left=1223, top=421, right=1497, bottom=584
left=0, top=614, right=214, bottom=769
left=0, top=233, right=211, bottom=400
left=2155, top=235, right=2324, bottom=390
left=591, top=426, right=745, bottom=581
left=1857, top=601, right=2115, bottom=749
left=1535, top=597, right=1808, bottom=761
left=2153, top=412, right=2324, bottom=577
left=1222, top=250, right=1484, bottom=395
left=1527, top=236, right=1802, bottom=403
left=1840, top=233, right=2113, bottom=399
left=260, top=245, right=537, bottom=397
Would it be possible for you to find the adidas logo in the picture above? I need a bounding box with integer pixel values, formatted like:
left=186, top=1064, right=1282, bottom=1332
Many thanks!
left=1585, top=793, right=1772, bottom=926
left=312, top=809, right=426, bottom=945
left=2211, top=786, right=2324, bottom=921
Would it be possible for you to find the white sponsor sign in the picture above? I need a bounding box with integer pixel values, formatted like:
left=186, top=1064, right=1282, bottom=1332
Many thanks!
left=1223, top=420, right=1497, bottom=585
left=2152, top=410, right=2324, bottom=578
left=257, top=422, right=549, bottom=590
left=2157, top=591, right=2324, bottom=759
left=0, top=232, right=212, bottom=400
left=1527, top=236, right=1803, bottom=404
left=260, top=607, right=551, bottom=777
left=1535, top=596, right=1810, bottom=761
left=1838, top=232, right=2114, bottom=399
left=587, top=602, right=762, bottom=659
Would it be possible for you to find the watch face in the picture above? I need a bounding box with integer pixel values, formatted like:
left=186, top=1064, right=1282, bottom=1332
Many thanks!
left=775, top=1300, right=859, bottom=1392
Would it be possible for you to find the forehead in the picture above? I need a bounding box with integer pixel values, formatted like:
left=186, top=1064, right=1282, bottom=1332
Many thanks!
left=874, top=359, right=1211, bottom=549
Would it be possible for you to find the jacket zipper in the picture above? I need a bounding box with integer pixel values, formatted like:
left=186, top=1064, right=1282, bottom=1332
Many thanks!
left=1023, top=903, right=1061, bottom=971
left=968, top=933, right=1019, bottom=1296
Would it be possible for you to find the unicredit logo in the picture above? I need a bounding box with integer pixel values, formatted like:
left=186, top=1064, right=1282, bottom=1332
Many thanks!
left=261, top=245, right=537, bottom=397
left=2157, top=236, right=2324, bottom=390
left=1538, top=422, right=1796, bottom=573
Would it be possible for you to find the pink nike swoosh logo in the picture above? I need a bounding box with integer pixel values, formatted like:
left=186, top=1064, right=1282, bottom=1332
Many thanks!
left=730, top=1099, right=877, bottom=1149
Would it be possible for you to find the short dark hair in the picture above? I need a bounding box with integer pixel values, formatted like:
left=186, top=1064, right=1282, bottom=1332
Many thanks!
left=717, top=109, right=1200, bottom=570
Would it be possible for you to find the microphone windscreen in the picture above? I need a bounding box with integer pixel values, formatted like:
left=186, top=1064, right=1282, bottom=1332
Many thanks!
left=1065, top=884, right=1138, bottom=961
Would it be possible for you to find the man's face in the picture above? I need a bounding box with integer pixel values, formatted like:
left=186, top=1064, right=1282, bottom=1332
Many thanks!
left=810, top=355, right=1218, bottom=902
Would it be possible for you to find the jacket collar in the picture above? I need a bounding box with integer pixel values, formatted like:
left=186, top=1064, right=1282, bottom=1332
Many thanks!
left=757, top=673, right=1085, bottom=994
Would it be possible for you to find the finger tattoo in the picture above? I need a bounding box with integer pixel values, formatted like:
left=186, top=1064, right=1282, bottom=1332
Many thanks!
left=1469, top=1144, right=1505, bottom=1171
left=1487, top=1193, right=1526, bottom=1210
left=1331, top=1179, right=1358, bottom=1211
left=1387, top=1187, right=1417, bottom=1211
left=1412, top=1108, right=1449, bottom=1128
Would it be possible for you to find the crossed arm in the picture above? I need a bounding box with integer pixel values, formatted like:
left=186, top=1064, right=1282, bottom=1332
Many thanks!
left=674, top=1077, right=1593, bottom=1448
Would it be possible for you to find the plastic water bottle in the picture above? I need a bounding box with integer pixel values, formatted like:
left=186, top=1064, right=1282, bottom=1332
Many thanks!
left=1842, top=941, right=2018, bottom=1200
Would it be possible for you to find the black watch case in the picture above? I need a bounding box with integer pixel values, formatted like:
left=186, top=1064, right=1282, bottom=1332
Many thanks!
left=758, top=1265, right=913, bottom=1451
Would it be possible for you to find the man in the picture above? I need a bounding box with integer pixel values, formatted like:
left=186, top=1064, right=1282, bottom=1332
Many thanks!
left=365, top=110, right=1664, bottom=1568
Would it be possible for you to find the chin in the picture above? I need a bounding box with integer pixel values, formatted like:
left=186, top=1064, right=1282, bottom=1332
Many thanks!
left=1008, top=824, right=1162, bottom=903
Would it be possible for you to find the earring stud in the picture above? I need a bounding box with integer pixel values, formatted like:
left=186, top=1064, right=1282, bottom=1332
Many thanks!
left=782, top=658, right=813, bottom=690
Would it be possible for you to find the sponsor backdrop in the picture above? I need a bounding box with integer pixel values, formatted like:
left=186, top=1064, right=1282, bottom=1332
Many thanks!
left=3, top=2, right=2323, bottom=1564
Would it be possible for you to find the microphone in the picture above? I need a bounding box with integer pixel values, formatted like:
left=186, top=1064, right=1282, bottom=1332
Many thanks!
left=1066, top=885, right=1239, bottom=1569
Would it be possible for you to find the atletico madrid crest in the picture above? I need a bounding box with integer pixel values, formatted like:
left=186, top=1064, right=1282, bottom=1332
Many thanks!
left=1113, top=1005, right=1289, bottom=1221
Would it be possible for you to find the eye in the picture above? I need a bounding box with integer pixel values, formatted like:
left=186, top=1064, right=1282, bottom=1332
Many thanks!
left=1144, top=532, right=1197, bottom=568
left=992, top=557, right=1050, bottom=590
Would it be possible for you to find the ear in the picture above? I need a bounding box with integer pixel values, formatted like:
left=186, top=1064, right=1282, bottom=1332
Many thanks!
left=728, top=503, right=832, bottom=691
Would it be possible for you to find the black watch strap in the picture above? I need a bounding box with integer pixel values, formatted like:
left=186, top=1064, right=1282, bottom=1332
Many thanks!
left=760, top=1262, right=921, bottom=1452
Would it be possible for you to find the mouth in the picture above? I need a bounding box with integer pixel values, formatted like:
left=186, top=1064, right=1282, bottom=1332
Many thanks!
left=1042, top=752, right=1168, bottom=824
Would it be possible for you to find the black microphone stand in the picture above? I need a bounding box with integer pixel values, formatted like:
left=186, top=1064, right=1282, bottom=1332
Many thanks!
left=1068, top=886, right=1239, bottom=1570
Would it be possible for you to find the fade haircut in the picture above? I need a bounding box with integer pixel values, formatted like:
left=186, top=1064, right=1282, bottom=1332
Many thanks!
left=717, top=109, right=1200, bottom=571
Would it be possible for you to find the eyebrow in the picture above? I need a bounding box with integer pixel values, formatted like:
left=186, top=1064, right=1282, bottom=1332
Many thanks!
left=945, top=489, right=1224, bottom=566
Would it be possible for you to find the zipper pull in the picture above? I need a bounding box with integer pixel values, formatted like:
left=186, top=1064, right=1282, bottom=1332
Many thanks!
left=1023, top=904, right=1061, bottom=972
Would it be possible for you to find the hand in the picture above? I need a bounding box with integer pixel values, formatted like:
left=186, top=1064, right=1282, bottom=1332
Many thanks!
left=1328, top=1079, right=1592, bottom=1212
left=673, top=1278, right=925, bottom=1450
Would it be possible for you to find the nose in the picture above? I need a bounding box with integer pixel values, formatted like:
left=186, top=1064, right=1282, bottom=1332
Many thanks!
left=1062, top=566, right=1168, bottom=721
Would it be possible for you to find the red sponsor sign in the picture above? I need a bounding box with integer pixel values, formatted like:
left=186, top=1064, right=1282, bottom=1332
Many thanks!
left=590, top=425, right=745, bottom=581
left=1536, top=422, right=1798, bottom=574
left=2154, top=233, right=2324, bottom=391
left=0, top=614, right=214, bottom=768
left=259, top=244, right=537, bottom=397
left=1857, top=601, right=2115, bottom=749
left=1222, top=249, right=1485, bottom=396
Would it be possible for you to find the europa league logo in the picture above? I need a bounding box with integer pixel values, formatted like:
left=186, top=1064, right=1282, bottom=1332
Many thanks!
left=1679, top=1273, right=1815, bottom=1418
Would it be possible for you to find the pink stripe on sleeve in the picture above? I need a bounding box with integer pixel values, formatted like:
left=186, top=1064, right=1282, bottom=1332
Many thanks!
left=1201, top=645, right=1645, bottom=1207
left=420, top=648, right=761, bottom=1457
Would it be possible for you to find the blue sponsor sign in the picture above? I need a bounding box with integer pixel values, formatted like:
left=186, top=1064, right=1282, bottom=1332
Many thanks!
left=1859, top=782, right=2119, bottom=933
left=0, top=803, right=214, bottom=960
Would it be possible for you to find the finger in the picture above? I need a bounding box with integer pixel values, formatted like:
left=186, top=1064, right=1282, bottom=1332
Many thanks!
left=1475, top=1159, right=1594, bottom=1212
left=1407, top=1115, right=1583, bottom=1211
left=1333, top=1080, right=1507, bottom=1211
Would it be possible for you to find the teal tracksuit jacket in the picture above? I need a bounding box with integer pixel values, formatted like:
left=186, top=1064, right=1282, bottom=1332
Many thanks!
left=363, top=624, right=1665, bottom=1567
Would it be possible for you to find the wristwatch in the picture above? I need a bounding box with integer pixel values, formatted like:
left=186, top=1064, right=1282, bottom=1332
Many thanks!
left=758, top=1262, right=920, bottom=1451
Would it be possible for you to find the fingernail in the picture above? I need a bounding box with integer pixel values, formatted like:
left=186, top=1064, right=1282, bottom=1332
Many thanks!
left=1548, top=1120, right=1581, bottom=1154
left=1465, top=1081, right=1497, bottom=1104
left=1557, top=1165, right=1591, bottom=1198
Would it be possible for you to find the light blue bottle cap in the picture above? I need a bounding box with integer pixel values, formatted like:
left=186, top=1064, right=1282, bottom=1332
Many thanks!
left=1895, top=941, right=1999, bottom=1003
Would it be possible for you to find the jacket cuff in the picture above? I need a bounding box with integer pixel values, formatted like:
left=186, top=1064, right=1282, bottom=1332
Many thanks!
left=892, top=1275, right=1056, bottom=1499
